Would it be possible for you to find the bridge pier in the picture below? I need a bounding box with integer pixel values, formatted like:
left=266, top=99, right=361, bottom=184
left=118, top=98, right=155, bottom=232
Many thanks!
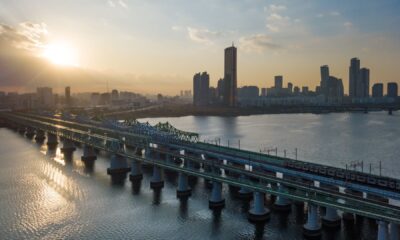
left=322, top=207, right=341, bottom=228
left=150, top=165, right=164, bottom=189
left=60, top=139, right=76, bottom=160
left=46, top=132, right=58, bottom=149
left=303, top=204, right=321, bottom=238
left=389, top=223, right=399, bottom=240
left=129, top=147, right=143, bottom=182
left=107, top=154, right=130, bottom=185
left=25, top=127, right=35, bottom=139
left=35, top=129, right=46, bottom=143
left=81, top=145, right=97, bottom=169
left=17, top=125, right=26, bottom=135
left=273, top=184, right=291, bottom=211
left=378, top=221, right=389, bottom=240
left=209, top=181, right=225, bottom=210
left=320, top=183, right=341, bottom=228
left=176, top=172, right=191, bottom=199
left=238, top=175, right=252, bottom=200
left=248, top=192, right=270, bottom=222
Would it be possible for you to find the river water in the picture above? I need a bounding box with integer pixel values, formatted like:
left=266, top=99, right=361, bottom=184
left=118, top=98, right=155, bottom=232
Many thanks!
left=0, top=112, right=398, bottom=239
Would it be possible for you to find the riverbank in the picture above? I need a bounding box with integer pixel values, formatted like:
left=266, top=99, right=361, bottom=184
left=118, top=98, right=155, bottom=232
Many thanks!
left=104, top=104, right=381, bottom=120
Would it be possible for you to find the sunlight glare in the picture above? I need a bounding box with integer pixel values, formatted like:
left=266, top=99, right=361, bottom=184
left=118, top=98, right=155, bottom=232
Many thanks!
left=42, top=42, right=79, bottom=66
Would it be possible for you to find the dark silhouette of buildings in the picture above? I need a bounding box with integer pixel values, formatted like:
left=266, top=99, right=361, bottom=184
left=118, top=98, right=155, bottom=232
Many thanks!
left=238, top=86, right=259, bottom=99
left=65, top=86, right=71, bottom=106
left=349, top=58, right=369, bottom=99
left=387, top=82, right=398, bottom=98
left=223, top=44, right=237, bottom=107
left=193, top=72, right=210, bottom=106
left=372, top=83, right=384, bottom=98
left=320, top=65, right=329, bottom=96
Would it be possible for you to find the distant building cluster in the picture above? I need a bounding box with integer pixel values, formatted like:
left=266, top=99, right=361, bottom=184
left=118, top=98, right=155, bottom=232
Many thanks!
left=192, top=47, right=399, bottom=107
left=0, top=86, right=150, bottom=110
left=193, top=44, right=237, bottom=107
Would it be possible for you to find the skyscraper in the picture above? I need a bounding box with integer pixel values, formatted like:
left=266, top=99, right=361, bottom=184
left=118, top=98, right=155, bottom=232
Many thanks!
left=274, top=76, right=283, bottom=89
left=193, top=72, right=210, bottom=106
left=349, top=58, right=360, bottom=98
left=224, top=44, right=237, bottom=107
left=358, top=68, right=370, bottom=98
left=320, top=65, right=329, bottom=96
left=372, top=83, right=384, bottom=98
left=387, top=82, right=398, bottom=98
left=65, top=86, right=71, bottom=106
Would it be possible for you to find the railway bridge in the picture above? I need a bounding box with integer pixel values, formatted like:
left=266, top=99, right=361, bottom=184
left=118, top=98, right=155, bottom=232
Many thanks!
left=0, top=111, right=399, bottom=240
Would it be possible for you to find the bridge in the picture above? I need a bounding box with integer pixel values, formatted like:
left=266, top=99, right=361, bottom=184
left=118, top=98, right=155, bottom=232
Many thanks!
left=0, top=111, right=399, bottom=240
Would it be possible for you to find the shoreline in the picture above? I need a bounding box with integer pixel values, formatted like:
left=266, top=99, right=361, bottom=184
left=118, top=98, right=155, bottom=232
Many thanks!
left=103, top=104, right=394, bottom=120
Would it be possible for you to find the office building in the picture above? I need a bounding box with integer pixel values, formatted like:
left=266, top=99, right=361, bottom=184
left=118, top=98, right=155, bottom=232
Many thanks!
left=223, top=44, right=237, bottom=107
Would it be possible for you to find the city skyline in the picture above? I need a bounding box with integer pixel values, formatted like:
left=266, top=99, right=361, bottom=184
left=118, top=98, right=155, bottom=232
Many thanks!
left=0, top=0, right=400, bottom=95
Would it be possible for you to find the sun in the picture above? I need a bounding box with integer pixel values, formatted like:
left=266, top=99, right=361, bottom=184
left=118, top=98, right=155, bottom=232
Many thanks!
left=42, top=42, right=79, bottom=66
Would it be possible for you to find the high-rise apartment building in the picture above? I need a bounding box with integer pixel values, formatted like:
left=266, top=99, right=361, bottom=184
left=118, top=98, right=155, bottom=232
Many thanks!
left=223, top=44, right=237, bottom=107
left=349, top=58, right=360, bottom=98
left=358, top=68, right=370, bottom=98
left=387, top=82, right=398, bottom=98
left=65, top=86, right=71, bottom=106
left=372, top=83, right=384, bottom=98
left=193, top=72, right=210, bottom=106
left=320, top=65, right=329, bottom=96
left=349, top=58, right=369, bottom=98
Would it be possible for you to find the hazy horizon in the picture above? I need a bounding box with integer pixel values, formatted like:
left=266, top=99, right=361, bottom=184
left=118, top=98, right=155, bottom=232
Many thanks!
left=1, top=0, right=399, bottom=95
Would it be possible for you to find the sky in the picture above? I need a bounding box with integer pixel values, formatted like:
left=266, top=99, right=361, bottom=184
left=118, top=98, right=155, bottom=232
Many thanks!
left=0, top=0, right=399, bottom=95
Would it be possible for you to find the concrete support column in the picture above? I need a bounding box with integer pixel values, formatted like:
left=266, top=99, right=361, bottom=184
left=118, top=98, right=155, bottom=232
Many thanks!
left=176, top=172, right=191, bottom=198
left=35, top=130, right=46, bottom=142
left=129, top=147, right=143, bottom=182
left=18, top=126, right=26, bottom=135
left=60, top=139, right=76, bottom=159
left=25, top=127, right=35, bottom=139
left=273, top=184, right=291, bottom=211
left=389, top=223, right=399, bottom=240
left=46, top=132, right=58, bottom=149
left=378, top=221, right=389, bottom=240
left=81, top=145, right=97, bottom=168
left=238, top=175, right=252, bottom=200
left=209, top=181, right=225, bottom=210
left=322, top=207, right=341, bottom=228
left=150, top=165, right=164, bottom=189
left=107, top=154, right=130, bottom=184
left=303, top=204, right=322, bottom=238
left=248, top=192, right=270, bottom=222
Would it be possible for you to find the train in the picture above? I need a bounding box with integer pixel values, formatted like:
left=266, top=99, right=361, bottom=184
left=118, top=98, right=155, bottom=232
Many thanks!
left=283, top=159, right=400, bottom=192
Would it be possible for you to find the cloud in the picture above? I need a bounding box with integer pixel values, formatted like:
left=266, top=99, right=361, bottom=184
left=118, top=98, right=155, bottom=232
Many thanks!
left=0, top=22, right=48, bottom=54
left=344, top=22, right=353, bottom=29
left=108, top=0, right=115, bottom=7
left=239, top=34, right=282, bottom=53
left=264, top=4, right=291, bottom=33
left=118, top=0, right=128, bottom=9
left=330, top=11, right=341, bottom=16
left=108, top=0, right=128, bottom=9
left=187, top=27, right=223, bottom=44
left=266, top=4, right=287, bottom=12
left=171, top=25, right=183, bottom=31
